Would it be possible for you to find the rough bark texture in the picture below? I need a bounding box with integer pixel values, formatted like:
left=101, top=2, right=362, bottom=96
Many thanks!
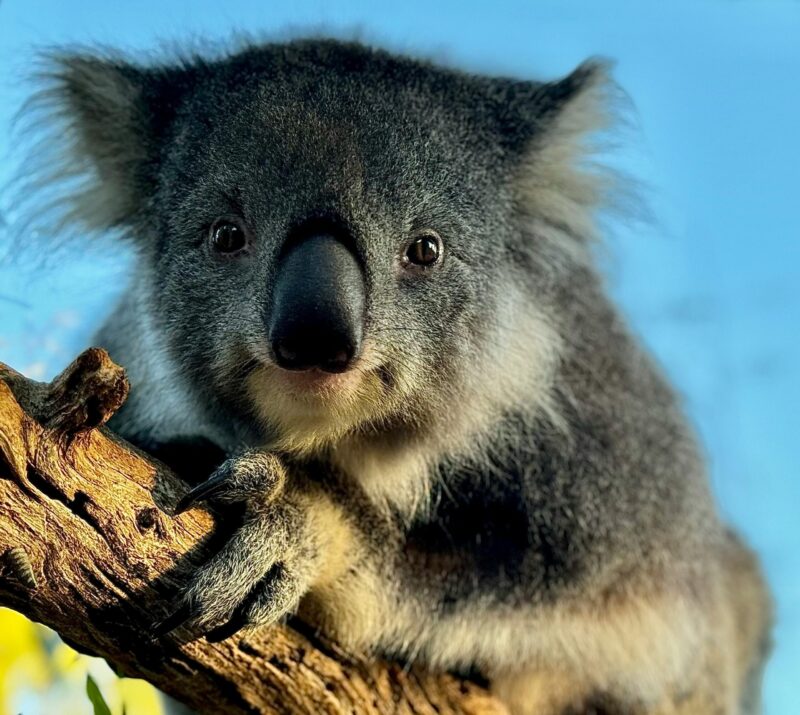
left=0, top=348, right=505, bottom=715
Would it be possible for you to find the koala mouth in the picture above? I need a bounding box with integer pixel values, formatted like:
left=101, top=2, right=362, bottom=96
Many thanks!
left=277, top=366, right=362, bottom=396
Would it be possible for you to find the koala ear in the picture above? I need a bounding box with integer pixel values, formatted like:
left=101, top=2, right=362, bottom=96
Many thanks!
left=493, top=59, right=621, bottom=242
left=19, top=51, right=185, bottom=237
left=495, top=59, right=613, bottom=153
left=52, top=53, right=170, bottom=231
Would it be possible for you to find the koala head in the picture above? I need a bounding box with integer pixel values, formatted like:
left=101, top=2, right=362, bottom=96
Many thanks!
left=30, top=38, right=615, bottom=456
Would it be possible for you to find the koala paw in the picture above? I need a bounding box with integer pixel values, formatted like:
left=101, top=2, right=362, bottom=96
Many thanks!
left=155, top=497, right=318, bottom=640
left=173, top=450, right=286, bottom=515
left=156, top=453, right=317, bottom=641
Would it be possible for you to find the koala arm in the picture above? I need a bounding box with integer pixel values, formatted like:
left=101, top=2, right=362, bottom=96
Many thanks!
left=155, top=450, right=357, bottom=639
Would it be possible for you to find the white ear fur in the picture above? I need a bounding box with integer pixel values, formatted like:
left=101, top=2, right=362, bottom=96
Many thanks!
left=9, top=51, right=153, bottom=248
left=514, top=60, right=624, bottom=247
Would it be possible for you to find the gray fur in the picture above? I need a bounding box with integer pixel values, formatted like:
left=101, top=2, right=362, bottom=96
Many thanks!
left=21, top=37, right=770, bottom=714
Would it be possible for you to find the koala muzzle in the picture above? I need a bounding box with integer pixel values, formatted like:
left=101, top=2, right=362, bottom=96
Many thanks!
left=268, top=234, right=365, bottom=373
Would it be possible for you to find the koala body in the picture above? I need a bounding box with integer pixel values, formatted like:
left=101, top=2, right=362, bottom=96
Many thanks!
left=33, top=38, right=770, bottom=714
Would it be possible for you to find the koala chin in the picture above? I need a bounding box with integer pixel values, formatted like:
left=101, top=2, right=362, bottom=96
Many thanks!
left=24, top=37, right=771, bottom=714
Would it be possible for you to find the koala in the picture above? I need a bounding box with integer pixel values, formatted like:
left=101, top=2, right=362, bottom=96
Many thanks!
left=26, top=37, right=771, bottom=714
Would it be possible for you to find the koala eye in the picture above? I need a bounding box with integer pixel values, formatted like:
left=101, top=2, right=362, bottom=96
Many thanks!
left=403, top=231, right=443, bottom=268
left=209, top=217, right=249, bottom=255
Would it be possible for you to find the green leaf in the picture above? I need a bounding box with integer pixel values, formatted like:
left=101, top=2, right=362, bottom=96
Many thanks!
left=86, top=674, right=114, bottom=715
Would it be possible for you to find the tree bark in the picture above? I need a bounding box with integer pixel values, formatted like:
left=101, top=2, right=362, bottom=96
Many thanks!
left=0, top=348, right=505, bottom=715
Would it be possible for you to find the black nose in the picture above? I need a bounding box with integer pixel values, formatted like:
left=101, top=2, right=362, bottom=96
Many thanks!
left=268, top=233, right=365, bottom=373
left=272, top=327, right=356, bottom=373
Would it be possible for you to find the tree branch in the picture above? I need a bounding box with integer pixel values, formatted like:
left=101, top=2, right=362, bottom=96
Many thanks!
left=0, top=348, right=505, bottom=715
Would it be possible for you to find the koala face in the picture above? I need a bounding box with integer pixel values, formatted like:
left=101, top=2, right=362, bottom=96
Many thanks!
left=35, top=40, right=610, bottom=453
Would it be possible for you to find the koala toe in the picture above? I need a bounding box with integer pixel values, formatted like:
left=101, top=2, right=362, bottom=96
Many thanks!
left=174, top=450, right=286, bottom=515
left=203, top=563, right=306, bottom=642
left=240, top=563, right=306, bottom=628
left=155, top=500, right=313, bottom=641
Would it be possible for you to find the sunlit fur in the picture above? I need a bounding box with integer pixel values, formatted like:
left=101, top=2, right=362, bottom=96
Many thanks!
left=15, top=37, right=772, bottom=714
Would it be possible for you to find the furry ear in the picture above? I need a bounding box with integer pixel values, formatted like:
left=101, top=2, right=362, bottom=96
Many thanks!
left=54, top=55, right=151, bottom=228
left=492, top=59, right=613, bottom=153
left=493, top=60, right=624, bottom=245
left=15, top=51, right=185, bottom=239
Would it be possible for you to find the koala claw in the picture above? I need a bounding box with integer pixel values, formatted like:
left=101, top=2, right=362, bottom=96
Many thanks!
left=157, top=497, right=313, bottom=641
left=152, top=600, right=194, bottom=638
left=173, top=472, right=229, bottom=515
left=173, top=450, right=286, bottom=515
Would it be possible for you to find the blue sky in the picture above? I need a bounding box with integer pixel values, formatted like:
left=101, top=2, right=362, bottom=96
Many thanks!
left=0, top=1, right=798, bottom=711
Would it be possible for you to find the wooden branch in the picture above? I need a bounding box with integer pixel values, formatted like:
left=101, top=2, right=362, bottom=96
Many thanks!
left=0, top=349, right=505, bottom=715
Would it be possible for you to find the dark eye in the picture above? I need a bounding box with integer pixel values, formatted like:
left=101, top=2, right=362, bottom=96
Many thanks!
left=403, top=232, right=443, bottom=268
left=209, top=217, right=249, bottom=255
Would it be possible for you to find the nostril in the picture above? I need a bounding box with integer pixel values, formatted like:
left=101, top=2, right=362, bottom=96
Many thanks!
left=322, top=347, right=355, bottom=373
left=273, top=340, right=301, bottom=369
left=271, top=332, right=358, bottom=373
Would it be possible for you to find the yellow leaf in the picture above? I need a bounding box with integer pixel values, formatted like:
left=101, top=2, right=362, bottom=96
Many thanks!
left=119, top=677, right=165, bottom=715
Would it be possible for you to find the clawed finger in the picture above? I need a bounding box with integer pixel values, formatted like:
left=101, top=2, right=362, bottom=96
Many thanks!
left=174, top=472, right=230, bottom=515
left=152, top=600, right=195, bottom=638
